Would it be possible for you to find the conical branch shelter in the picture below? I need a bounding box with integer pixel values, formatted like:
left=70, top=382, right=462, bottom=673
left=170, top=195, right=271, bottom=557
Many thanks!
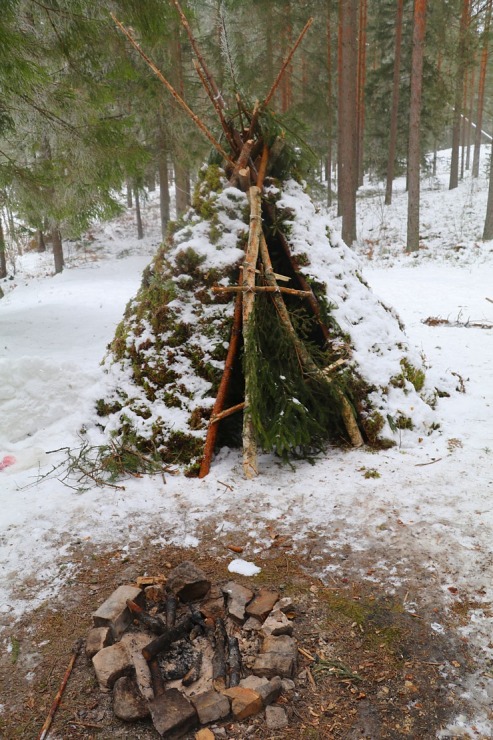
left=97, top=8, right=442, bottom=478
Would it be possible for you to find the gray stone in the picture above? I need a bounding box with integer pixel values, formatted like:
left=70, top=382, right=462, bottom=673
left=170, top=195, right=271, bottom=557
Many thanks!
left=85, top=626, right=113, bottom=659
left=92, top=585, right=144, bottom=638
left=262, top=634, right=297, bottom=656
left=92, top=642, right=131, bottom=691
left=243, top=617, right=262, bottom=632
left=276, top=597, right=295, bottom=613
left=252, top=653, right=296, bottom=679
left=245, top=588, right=279, bottom=622
left=221, top=581, right=253, bottom=622
left=167, top=561, right=211, bottom=603
left=200, top=585, right=226, bottom=620
left=113, top=675, right=149, bottom=721
left=252, top=636, right=297, bottom=678
left=260, top=609, right=293, bottom=637
left=240, top=675, right=282, bottom=706
left=120, top=632, right=154, bottom=701
left=281, top=678, right=296, bottom=695
left=190, top=689, right=230, bottom=724
left=148, top=688, right=198, bottom=738
left=265, top=705, right=289, bottom=730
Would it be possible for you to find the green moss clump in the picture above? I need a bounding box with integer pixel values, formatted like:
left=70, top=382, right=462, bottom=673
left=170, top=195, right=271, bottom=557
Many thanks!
left=391, top=359, right=425, bottom=393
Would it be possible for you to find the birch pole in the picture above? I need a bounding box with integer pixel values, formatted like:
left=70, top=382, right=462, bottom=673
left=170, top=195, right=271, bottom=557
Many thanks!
left=242, top=186, right=262, bottom=478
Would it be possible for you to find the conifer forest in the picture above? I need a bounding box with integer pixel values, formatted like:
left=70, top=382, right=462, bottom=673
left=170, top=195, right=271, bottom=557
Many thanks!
left=1, top=0, right=493, bottom=276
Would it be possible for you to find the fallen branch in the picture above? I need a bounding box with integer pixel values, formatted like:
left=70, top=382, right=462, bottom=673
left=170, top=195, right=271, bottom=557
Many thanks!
left=38, top=639, right=83, bottom=740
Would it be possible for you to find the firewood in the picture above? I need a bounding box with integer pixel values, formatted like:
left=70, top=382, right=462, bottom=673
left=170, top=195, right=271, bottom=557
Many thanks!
left=228, top=636, right=242, bottom=687
left=165, top=592, right=177, bottom=628
left=142, top=615, right=195, bottom=662
left=149, top=657, right=165, bottom=697
left=126, top=599, right=167, bottom=635
left=212, top=618, right=228, bottom=690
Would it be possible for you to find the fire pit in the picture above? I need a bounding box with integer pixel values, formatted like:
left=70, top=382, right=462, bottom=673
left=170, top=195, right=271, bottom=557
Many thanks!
left=87, top=561, right=297, bottom=737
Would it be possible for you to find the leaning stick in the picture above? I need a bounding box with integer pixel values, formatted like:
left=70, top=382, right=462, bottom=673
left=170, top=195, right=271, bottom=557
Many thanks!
left=199, top=273, right=243, bottom=478
left=242, top=186, right=262, bottom=479
left=256, top=145, right=269, bottom=188
left=247, top=18, right=314, bottom=139
left=210, top=402, right=245, bottom=425
left=193, top=59, right=238, bottom=155
left=38, top=639, right=83, bottom=740
left=171, top=0, right=224, bottom=107
left=111, top=14, right=234, bottom=167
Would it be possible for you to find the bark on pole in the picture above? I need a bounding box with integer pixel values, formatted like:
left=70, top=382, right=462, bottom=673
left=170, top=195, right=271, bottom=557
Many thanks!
left=242, top=186, right=262, bottom=479
left=406, top=0, right=427, bottom=253
left=385, top=0, right=404, bottom=206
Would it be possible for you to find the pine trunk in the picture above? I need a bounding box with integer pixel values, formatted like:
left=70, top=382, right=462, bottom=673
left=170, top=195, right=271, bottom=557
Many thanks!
left=406, top=0, right=427, bottom=253
left=338, top=0, right=358, bottom=245
left=327, top=8, right=333, bottom=207
left=357, top=0, right=367, bottom=187
left=449, top=0, right=470, bottom=190
left=134, top=188, right=144, bottom=240
left=37, top=230, right=46, bottom=253
left=0, top=218, right=6, bottom=279
left=472, top=0, right=491, bottom=178
left=483, top=160, right=493, bottom=239
left=158, top=119, right=170, bottom=240
left=52, top=226, right=64, bottom=274
left=126, top=180, right=133, bottom=208
left=385, top=0, right=404, bottom=206
left=174, top=160, right=190, bottom=217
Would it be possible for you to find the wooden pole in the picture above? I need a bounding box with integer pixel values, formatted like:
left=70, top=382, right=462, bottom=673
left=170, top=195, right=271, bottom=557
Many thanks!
left=242, top=186, right=262, bottom=478
left=199, top=274, right=243, bottom=478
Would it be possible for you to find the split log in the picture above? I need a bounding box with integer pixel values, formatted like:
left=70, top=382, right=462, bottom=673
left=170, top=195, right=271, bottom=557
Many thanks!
left=142, top=615, right=195, bottom=662
left=228, top=636, right=242, bottom=687
left=242, top=186, right=262, bottom=479
left=126, top=600, right=167, bottom=635
left=212, top=618, right=228, bottom=690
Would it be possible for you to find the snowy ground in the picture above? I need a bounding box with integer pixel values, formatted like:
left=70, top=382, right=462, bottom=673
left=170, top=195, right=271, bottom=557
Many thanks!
left=1, top=154, right=493, bottom=736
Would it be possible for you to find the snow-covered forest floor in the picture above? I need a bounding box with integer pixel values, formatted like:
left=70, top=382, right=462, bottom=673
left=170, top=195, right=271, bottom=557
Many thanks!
left=1, top=151, right=492, bottom=738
